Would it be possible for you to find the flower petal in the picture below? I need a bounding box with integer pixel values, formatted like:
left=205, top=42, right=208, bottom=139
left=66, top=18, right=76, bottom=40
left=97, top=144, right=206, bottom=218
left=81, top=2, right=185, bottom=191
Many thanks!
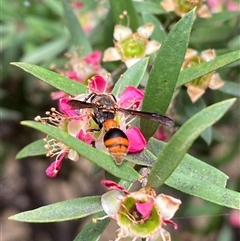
left=145, top=40, right=161, bottom=55
left=59, top=97, right=78, bottom=116
left=155, top=194, right=181, bottom=220
left=125, top=127, right=146, bottom=152
left=84, top=50, right=102, bottom=66
left=46, top=153, right=65, bottom=177
left=67, top=149, right=80, bottom=162
left=102, top=47, right=121, bottom=62
left=101, top=179, right=129, bottom=194
left=76, top=129, right=94, bottom=145
left=208, top=73, right=224, bottom=90
left=153, top=126, right=167, bottom=141
left=200, top=49, right=216, bottom=62
left=118, top=86, right=144, bottom=109
left=101, top=189, right=125, bottom=216
left=51, top=90, right=66, bottom=100
left=137, top=23, right=154, bottom=38
left=88, top=75, right=107, bottom=93
left=186, top=85, right=205, bottom=103
left=135, top=198, right=154, bottom=219
left=114, top=25, right=132, bottom=41
left=197, top=4, right=212, bottom=18
left=184, top=48, right=198, bottom=60
left=148, top=228, right=171, bottom=241
left=160, top=0, right=175, bottom=12
left=125, top=58, right=142, bottom=68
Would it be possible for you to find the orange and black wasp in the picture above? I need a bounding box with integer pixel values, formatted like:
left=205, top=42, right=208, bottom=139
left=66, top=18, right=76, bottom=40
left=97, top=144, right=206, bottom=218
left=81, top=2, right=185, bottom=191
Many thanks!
left=67, top=93, right=174, bottom=165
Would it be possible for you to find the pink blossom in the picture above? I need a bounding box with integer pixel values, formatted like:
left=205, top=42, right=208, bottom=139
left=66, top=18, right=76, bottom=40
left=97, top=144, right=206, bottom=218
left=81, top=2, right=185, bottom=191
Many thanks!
left=101, top=179, right=129, bottom=194
left=125, top=127, right=146, bottom=152
left=118, top=86, right=144, bottom=109
left=50, top=91, right=66, bottom=100
left=84, top=50, right=102, bottom=66
left=229, top=209, right=240, bottom=228
left=135, top=199, right=154, bottom=219
left=59, top=97, right=79, bottom=117
left=46, top=153, right=65, bottom=178
left=88, top=75, right=107, bottom=93
left=76, top=129, right=94, bottom=145
left=71, top=2, right=84, bottom=10
left=99, top=180, right=181, bottom=240
left=67, top=71, right=83, bottom=82
left=154, top=126, right=167, bottom=141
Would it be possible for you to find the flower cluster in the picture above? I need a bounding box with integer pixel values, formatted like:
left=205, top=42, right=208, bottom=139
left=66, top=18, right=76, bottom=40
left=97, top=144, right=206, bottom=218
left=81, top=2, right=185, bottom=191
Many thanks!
left=96, top=180, right=181, bottom=241
left=36, top=75, right=147, bottom=177
left=50, top=50, right=112, bottom=100
left=183, top=48, right=224, bottom=102
left=103, top=23, right=161, bottom=68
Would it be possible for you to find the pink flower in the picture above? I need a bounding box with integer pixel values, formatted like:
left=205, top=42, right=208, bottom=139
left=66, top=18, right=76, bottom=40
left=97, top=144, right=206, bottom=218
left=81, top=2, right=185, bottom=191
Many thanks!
left=46, top=152, right=65, bottom=178
left=84, top=50, right=102, bottom=66
left=97, top=180, right=181, bottom=241
left=88, top=75, right=107, bottom=93
left=76, top=129, right=94, bottom=146
left=118, top=86, right=144, bottom=109
left=125, top=127, right=146, bottom=152
left=154, top=126, right=167, bottom=141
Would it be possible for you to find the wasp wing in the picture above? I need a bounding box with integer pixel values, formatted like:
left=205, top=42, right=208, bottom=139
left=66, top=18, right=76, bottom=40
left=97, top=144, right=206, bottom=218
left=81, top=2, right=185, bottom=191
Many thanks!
left=67, top=99, right=94, bottom=109
left=118, top=108, right=174, bottom=127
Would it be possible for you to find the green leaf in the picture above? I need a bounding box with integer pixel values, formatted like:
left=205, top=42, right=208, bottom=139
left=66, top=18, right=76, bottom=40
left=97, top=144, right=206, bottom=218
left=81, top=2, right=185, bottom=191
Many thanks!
left=9, top=196, right=102, bottom=223
left=166, top=169, right=240, bottom=210
left=147, top=98, right=237, bottom=188
left=21, top=121, right=139, bottom=182
left=112, top=58, right=149, bottom=96
left=219, top=80, right=240, bottom=97
left=127, top=139, right=240, bottom=209
left=62, top=0, right=92, bottom=55
left=20, top=37, right=70, bottom=64
left=133, top=1, right=166, bottom=15
left=194, top=11, right=240, bottom=28
left=182, top=95, right=212, bottom=145
left=140, top=9, right=195, bottom=140
left=177, top=50, right=240, bottom=87
left=109, top=0, right=139, bottom=30
left=16, top=139, right=47, bottom=159
left=73, top=212, right=110, bottom=241
left=142, top=13, right=167, bottom=43
left=11, top=62, right=86, bottom=95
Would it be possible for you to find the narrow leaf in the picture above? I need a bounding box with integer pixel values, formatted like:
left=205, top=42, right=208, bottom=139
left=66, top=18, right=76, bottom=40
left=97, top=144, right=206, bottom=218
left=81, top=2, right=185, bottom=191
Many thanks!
left=11, top=62, right=86, bottom=95
left=21, top=121, right=139, bottom=182
left=9, top=196, right=102, bottom=222
left=219, top=80, right=240, bottom=97
left=73, top=212, right=110, bottom=241
left=62, top=0, right=92, bottom=55
left=133, top=1, right=166, bottom=15
left=166, top=169, right=240, bottom=210
left=177, top=50, right=240, bottom=87
left=112, top=58, right=149, bottom=96
left=20, top=37, right=70, bottom=64
left=140, top=9, right=195, bottom=140
left=109, top=0, right=139, bottom=30
left=16, top=139, right=47, bottom=159
left=147, top=98, right=236, bottom=188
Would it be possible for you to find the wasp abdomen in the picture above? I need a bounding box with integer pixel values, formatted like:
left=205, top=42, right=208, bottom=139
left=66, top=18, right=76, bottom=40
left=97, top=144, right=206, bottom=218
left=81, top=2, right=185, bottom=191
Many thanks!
left=103, top=128, right=129, bottom=165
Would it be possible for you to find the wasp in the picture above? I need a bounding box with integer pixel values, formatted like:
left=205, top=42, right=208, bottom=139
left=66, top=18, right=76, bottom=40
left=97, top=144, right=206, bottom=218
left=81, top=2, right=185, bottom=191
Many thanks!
left=67, top=93, right=174, bottom=165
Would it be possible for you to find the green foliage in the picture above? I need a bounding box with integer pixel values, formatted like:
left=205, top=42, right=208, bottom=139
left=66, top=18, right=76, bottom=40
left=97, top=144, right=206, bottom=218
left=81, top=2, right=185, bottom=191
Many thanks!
left=4, top=0, right=240, bottom=240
